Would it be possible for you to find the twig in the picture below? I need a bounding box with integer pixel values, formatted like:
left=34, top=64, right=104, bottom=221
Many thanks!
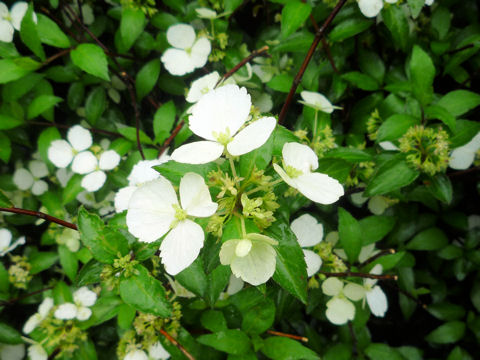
left=348, top=323, right=358, bottom=357
left=0, top=207, right=77, bottom=230
left=447, top=166, right=480, bottom=178
left=158, top=119, right=184, bottom=158
left=319, top=271, right=398, bottom=281
left=126, top=82, right=146, bottom=160
left=76, top=0, right=84, bottom=26
left=0, top=286, right=53, bottom=306
left=385, top=282, right=427, bottom=309
left=43, top=48, right=72, bottom=65
left=30, top=121, right=122, bottom=138
left=216, top=45, right=270, bottom=87
left=278, top=0, right=347, bottom=124
left=447, top=43, right=477, bottom=54
left=267, top=330, right=308, bottom=342
left=159, top=329, right=195, bottom=360
left=359, top=249, right=396, bottom=268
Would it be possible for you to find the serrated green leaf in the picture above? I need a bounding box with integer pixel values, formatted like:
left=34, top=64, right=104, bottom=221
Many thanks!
left=410, top=45, right=435, bottom=106
left=324, top=147, right=373, bottom=162
left=360, top=215, right=396, bottom=245
left=0, top=114, right=23, bottom=130
left=20, top=5, right=45, bottom=60
left=0, top=57, right=41, bottom=84
left=0, top=323, right=23, bottom=344
left=365, top=343, right=403, bottom=360
left=365, top=159, right=419, bottom=196
left=230, top=288, right=275, bottom=335
left=201, top=310, right=228, bottom=333
left=58, top=245, right=78, bottom=282
left=377, top=114, right=420, bottom=141
left=154, top=160, right=217, bottom=184
left=175, top=258, right=208, bottom=297
left=342, top=71, right=379, bottom=91
left=382, top=5, right=410, bottom=52
left=427, top=174, right=452, bottom=204
left=37, top=14, right=70, bottom=48
left=425, top=321, right=465, bottom=344
left=261, top=337, right=319, bottom=360
left=424, top=104, right=456, bottom=131
left=71, top=44, right=110, bottom=81
left=120, top=8, right=146, bottom=51
left=75, top=259, right=103, bottom=287
left=330, top=18, right=373, bottom=42
left=27, top=95, right=62, bottom=120
left=30, top=251, right=59, bottom=274
left=436, top=90, right=480, bottom=117
left=117, top=126, right=153, bottom=145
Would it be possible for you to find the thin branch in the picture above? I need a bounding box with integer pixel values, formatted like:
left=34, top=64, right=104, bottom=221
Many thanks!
left=43, top=48, right=72, bottom=65
left=447, top=166, right=480, bottom=178
left=159, top=329, right=195, bottom=360
left=0, top=286, right=53, bottom=306
left=319, top=271, right=398, bottom=281
left=126, top=82, right=146, bottom=160
left=267, top=330, right=308, bottom=342
left=278, top=0, right=347, bottom=124
left=158, top=119, right=184, bottom=158
left=359, top=249, right=396, bottom=268
left=447, top=43, right=477, bottom=54
left=30, top=121, right=122, bottom=138
left=216, top=45, right=270, bottom=87
left=348, top=323, right=358, bottom=357
left=385, top=282, right=428, bottom=309
left=0, top=207, right=77, bottom=230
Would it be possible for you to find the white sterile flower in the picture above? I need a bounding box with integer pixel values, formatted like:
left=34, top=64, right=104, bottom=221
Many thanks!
left=449, top=132, right=480, bottom=170
left=363, top=264, right=388, bottom=317
left=28, top=343, right=47, bottom=360
left=13, top=160, right=49, bottom=195
left=161, top=23, right=211, bottom=76
left=48, top=125, right=92, bottom=169
left=273, top=142, right=344, bottom=204
left=321, top=277, right=358, bottom=325
left=23, top=297, right=54, bottom=334
left=357, top=0, right=383, bottom=18
left=220, top=233, right=278, bottom=286
left=196, top=7, right=217, bottom=19
left=379, top=141, right=399, bottom=151
left=149, top=341, right=171, bottom=360
left=425, top=0, right=434, bottom=5
left=127, top=173, right=218, bottom=275
left=54, top=303, right=78, bottom=320
left=54, top=287, right=97, bottom=321
left=290, top=214, right=323, bottom=277
left=0, top=343, right=25, bottom=360
left=80, top=150, right=121, bottom=192
left=298, top=91, right=338, bottom=113
left=186, top=71, right=221, bottom=103
left=124, top=350, right=149, bottom=360
left=0, top=228, right=25, bottom=257
left=172, top=84, right=276, bottom=164
left=0, top=2, right=35, bottom=43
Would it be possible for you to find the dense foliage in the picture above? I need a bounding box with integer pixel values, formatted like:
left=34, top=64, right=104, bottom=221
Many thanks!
left=0, top=0, right=479, bottom=359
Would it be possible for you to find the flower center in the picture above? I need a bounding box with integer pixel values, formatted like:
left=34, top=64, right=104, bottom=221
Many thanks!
left=213, top=128, right=232, bottom=146
left=235, top=239, right=252, bottom=257
left=173, top=204, right=187, bottom=221
left=201, top=86, right=210, bottom=95
left=285, top=165, right=303, bottom=179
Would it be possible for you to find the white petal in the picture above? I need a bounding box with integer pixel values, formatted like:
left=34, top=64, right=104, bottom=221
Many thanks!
left=114, top=186, right=138, bottom=213
left=272, top=163, right=297, bottom=188
left=0, top=19, right=14, bottom=43
left=195, top=7, right=217, bottom=19
left=10, top=2, right=29, bottom=30
left=303, top=249, right=322, bottom=277
left=291, top=214, right=324, bottom=247
left=81, top=171, right=106, bottom=192
left=149, top=341, right=171, bottom=360
left=219, top=239, right=240, bottom=265
left=0, top=229, right=12, bottom=250
left=159, top=219, right=204, bottom=275
left=166, top=23, right=195, bottom=49
left=99, top=150, right=120, bottom=170
left=0, top=3, right=8, bottom=17
left=189, top=84, right=251, bottom=141
left=425, top=0, right=434, bottom=5
left=365, top=264, right=383, bottom=287
left=282, top=142, right=318, bottom=173
left=343, top=283, right=366, bottom=301
left=227, top=116, right=276, bottom=156
left=127, top=159, right=163, bottom=185
left=72, top=151, right=97, bottom=174
left=321, top=277, right=344, bottom=296
left=126, top=178, right=178, bottom=243
left=326, top=297, right=355, bottom=325
left=23, top=314, right=41, bottom=334
left=230, top=241, right=277, bottom=286
left=180, top=172, right=218, bottom=217
left=299, top=91, right=335, bottom=113
left=171, top=141, right=224, bottom=164
left=449, top=147, right=475, bottom=170
left=67, top=125, right=92, bottom=152
left=161, top=48, right=196, bottom=76
left=295, top=172, right=344, bottom=204
left=190, top=37, right=211, bottom=68
left=13, top=168, right=34, bottom=190
left=54, top=303, right=77, bottom=320
left=73, top=286, right=97, bottom=307
left=366, top=286, right=388, bottom=317
left=226, top=274, right=244, bottom=295
left=29, top=160, right=48, bottom=178
left=0, top=344, right=25, bottom=360
left=235, top=239, right=252, bottom=257
left=379, top=141, right=399, bottom=151
left=31, top=180, right=48, bottom=195
left=28, top=344, right=48, bottom=360
left=124, top=350, right=149, bottom=360
left=48, top=140, right=74, bottom=168
left=76, top=306, right=92, bottom=321
left=186, top=71, right=221, bottom=103
left=358, top=0, right=383, bottom=18
left=358, top=244, right=377, bottom=263
left=38, top=297, right=54, bottom=317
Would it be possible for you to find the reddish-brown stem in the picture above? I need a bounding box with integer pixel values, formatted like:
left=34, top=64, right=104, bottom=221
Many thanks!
left=448, top=166, right=480, bottom=178
left=158, top=119, right=185, bottom=158
left=160, top=329, right=195, bottom=360
left=126, top=82, right=146, bottom=160
left=43, top=48, right=72, bottom=65
left=216, top=45, right=270, bottom=87
left=30, top=121, right=122, bottom=138
left=267, top=330, right=308, bottom=342
left=359, top=249, right=396, bottom=268
left=0, top=286, right=53, bottom=306
left=319, top=271, right=398, bottom=280
left=0, top=207, right=77, bottom=230
left=278, top=0, right=347, bottom=124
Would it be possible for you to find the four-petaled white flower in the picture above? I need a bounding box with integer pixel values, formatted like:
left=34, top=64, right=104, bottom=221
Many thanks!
left=219, top=233, right=277, bottom=286
left=54, top=287, right=97, bottom=321
left=449, top=132, right=480, bottom=170
left=321, top=277, right=358, bottom=325
left=48, top=125, right=93, bottom=169
left=186, top=71, right=221, bottom=103
left=425, top=0, right=434, bottom=5
left=161, top=24, right=211, bottom=76
left=23, top=297, right=54, bottom=334
left=362, top=264, right=388, bottom=317
left=172, top=84, right=276, bottom=164
left=290, top=214, right=323, bottom=277
left=13, top=160, right=49, bottom=195
left=0, top=1, right=35, bottom=43
left=357, top=0, right=384, bottom=18
left=298, top=91, right=339, bottom=113
left=0, top=343, right=24, bottom=360
left=127, top=173, right=218, bottom=275
left=273, top=142, right=344, bottom=204
left=78, top=149, right=121, bottom=192
left=0, top=228, right=25, bottom=257
left=27, top=343, right=47, bottom=360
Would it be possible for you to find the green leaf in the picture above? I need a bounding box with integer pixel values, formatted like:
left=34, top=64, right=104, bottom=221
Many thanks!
left=425, top=321, right=465, bottom=344
left=428, top=302, right=466, bottom=321
left=30, top=251, right=59, bottom=274
left=450, top=120, right=480, bottom=148
left=436, top=90, right=480, bottom=117
left=407, top=0, right=425, bottom=18
left=53, top=280, right=74, bottom=304
left=58, top=245, right=78, bottom=282
left=0, top=58, right=41, bottom=84
left=0, top=114, right=23, bottom=130
left=410, top=45, right=435, bottom=106
left=272, top=31, right=314, bottom=53
left=272, top=125, right=298, bottom=156
left=267, top=74, right=298, bottom=93
left=75, top=259, right=103, bottom=287
left=62, top=174, right=84, bottom=205
left=431, top=6, right=451, bottom=40
left=85, top=87, right=106, bottom=125
left=71, top=44, right=110, bottom=81
left=155, top=160, right=217, bottom=184
left=0, top=189, right=13, bottom=207
left=407, top=227, right=448, bottom=251
left=36, top=14, right=70, bottom=48
left=153, top=101, right=176, bottom=144
left=281, top=2, right=311, bottom=38
left=206, top=264, right=230, bottom=306
left=338, top=208, right=362, bottom=263
left=324, top=147, right=372, bottom=162
left=424, top=104, right=456, bottom=131
left=201, top=310, right=228, bottom=332
left=117, top=126, right=153, bottom=145
left=175, top=258, right=208, bottom=297
left=77, top=207, right=129, bottom=264
left=0, top=323, right=23, bottom=344
left=2, top=72, right=43, bottom=102
left=120, top=8, right=146, bottom=51
left=267, top=222, right=308, bottom=304
left=377, top=114, right=420, bottom=141
left=427, top=174, right=453, bottom=204
left=230, top=288, right=275, bottom=335
left=359, top=50, right=386, bottom=84
left=117, top=304, right=136, bottom=330
left=239, top=134, right=274, bottom=177
left=359, top=215, right=396, bottom=246
left=382, top=4, right=410, bottom=52
left=365, top=343, right=403, bottom=360
left=27, top=95, right=63, bottom=120
left=225, top=0, right=243, bottom=13
left=342, top=71, right=379, bottom=91
left=37, top=127, right=61, bottom=164
left=261, top=337, right=319, bottom=360
left=330, top=18, right=373, bottom=42
left=0, top=132, right=11, bottom=163
left=197, top=329, right=251, bottom=355
left=365, top=158, right=419, bottom=196
left=136, top=58, right=160, bottom=100
left=119, top=265, right=172, bottom=317
left=67, top=82, right=85, bottom=110
left=20, top=5, right=45, bottom=60
left=316, top=158, right=351, bottom=183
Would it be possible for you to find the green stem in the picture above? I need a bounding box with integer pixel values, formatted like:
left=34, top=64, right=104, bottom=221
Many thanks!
left=313, top=110, right=318, bottom=139
left=229, top=156, right=239, bottom=181
left=240, top=215, right=247, bottom=238
left=245, top=179, right=283, bottom=196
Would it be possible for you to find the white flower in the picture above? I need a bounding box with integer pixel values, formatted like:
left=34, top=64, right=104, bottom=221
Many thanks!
left=298, top=91, right=338, bottom=113
left=149, top=341, right=171, bottom=360
left=23, top=297, right=54, bottom=334
left=226, top=274, right=244, bottom=295
left=80, top=150, right=121, bottom=192
left=378, top=141, right=399, bottom=151
left=13, top=160, right=49, bottom=195
left=358, top=0, right=383, bottom=18
left=48, top=125, right=92, bottom=169
left=0, top=2, right=35, bottom=43
left=0, top=228, right=25, bottom=257
left=28, top=344, right=47, bottom=360
left=449, top=132, right=480, bottom=170
left=290, top=214, right=323, bottom=277
left=172, top=84, right=276, bottom=164
left=124, top=350, right=148, bottom=360
left=363, top=264, right=388, bottom=317
left=220, top=233, right=277, bottom=286
left=321, top=277, right=359, bottom=325
left=195, top=7, right=217, bottom=19
left=425, top=0, right=434, bottom=5
left=273, top=142, right=344, bottom=204
left=54, top=287, right=97, bottom=321
left=161, top=24, right=211, bottom=76
left=0, top=343, right=25, bottom=360
left=186, top=71, right=221, bottom=103
left=127, top=173, right=218, bottom=275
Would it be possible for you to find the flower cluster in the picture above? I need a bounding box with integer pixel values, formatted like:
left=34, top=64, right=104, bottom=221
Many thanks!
left=54, top=287, right=97, bottom=321
left=0, top=1, right=34, bottom=43
left=13, top=160, right=49, bottom=196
